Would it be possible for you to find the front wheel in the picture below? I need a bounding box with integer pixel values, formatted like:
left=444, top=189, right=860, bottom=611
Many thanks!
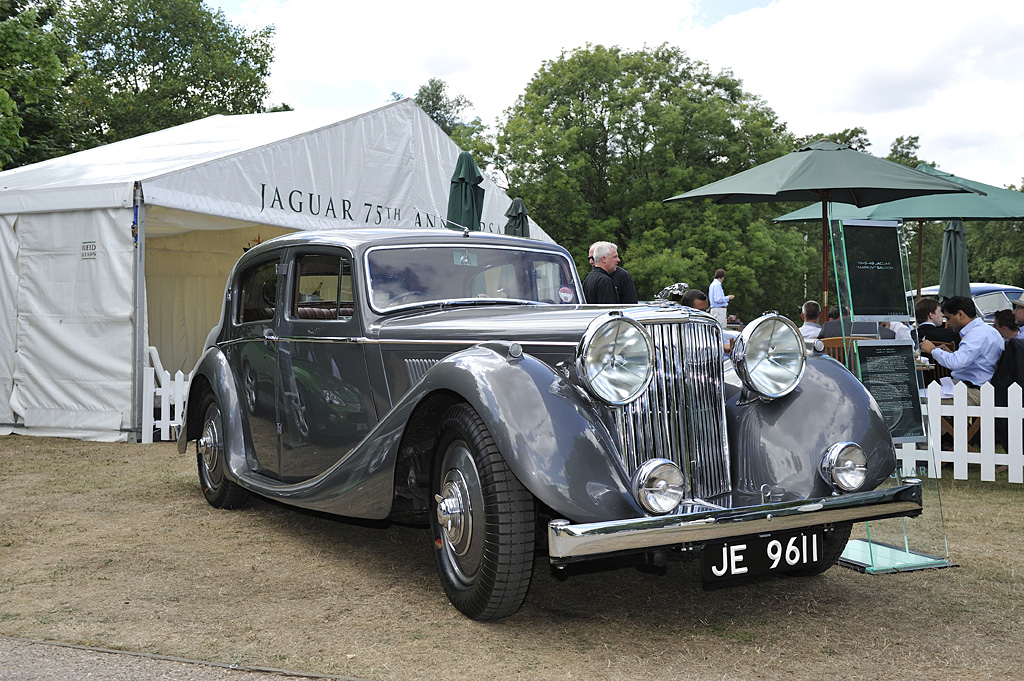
left=196, top=393, right=250, bottom=509
left=431, top=404, right=535, bottom=620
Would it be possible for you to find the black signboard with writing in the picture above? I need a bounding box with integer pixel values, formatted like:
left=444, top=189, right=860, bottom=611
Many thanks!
left=840, top=221, right=912, bottom=321
left=855, top=339, right=925, bottom=443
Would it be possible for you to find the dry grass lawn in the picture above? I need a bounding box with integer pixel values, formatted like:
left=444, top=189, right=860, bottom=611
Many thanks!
left=1, top=435, right=1022, bottom=680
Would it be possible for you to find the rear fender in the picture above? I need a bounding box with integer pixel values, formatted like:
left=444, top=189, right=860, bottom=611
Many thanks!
left=176, top=347, right=253, bottom=483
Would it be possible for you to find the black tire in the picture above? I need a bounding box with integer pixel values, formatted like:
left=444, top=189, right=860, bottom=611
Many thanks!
left=431, top=404, right=535, bottom=620
left=196, top=393, right=250, bottom=509
left=787, top=523, right=852, bottom=577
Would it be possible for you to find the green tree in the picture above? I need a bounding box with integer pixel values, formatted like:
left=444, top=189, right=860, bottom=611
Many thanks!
left=886, top=135, right=931, bottom=168
left=498, top=44, right=808, bottom=320
left=794, top=127, right=870, bottom=151
left=0, top=0, right=64, bottom=168
left=395, top=78, right=496, bottom=170
left=58, top=0, right=274, bottom=144
left=965, top=179, right=1024, bottom=288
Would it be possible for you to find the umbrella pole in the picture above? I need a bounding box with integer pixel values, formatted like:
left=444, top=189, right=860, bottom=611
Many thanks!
left=916, top=220, right=924, bottom=298
left=821, top=199, right=829, bottom=308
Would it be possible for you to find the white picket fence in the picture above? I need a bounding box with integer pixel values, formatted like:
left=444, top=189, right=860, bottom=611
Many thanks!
left=141, top=347, right=191, bottom=443
left=896, top=381, right=1024, bottom=483
left=134, top=349, right=1024, bottom=487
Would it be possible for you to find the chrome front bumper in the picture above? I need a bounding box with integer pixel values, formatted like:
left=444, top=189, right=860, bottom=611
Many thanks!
left=547, top=482, right=922, bottom=561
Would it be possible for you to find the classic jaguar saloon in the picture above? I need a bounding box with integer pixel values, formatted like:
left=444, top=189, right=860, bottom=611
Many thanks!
left=178, top=228, right=923, bottom=620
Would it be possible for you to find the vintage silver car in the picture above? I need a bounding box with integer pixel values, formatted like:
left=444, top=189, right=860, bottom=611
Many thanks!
left=178, top=228, right=923, bottom=620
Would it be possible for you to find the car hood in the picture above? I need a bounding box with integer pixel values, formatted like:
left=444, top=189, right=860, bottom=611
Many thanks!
left=374, top=303, right=693, bottom=346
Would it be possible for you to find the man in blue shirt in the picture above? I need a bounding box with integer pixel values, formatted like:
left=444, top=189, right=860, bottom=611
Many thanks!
left=921, top=296, right=1005, bottom=405
left=708, top=268, right=734, bottom=326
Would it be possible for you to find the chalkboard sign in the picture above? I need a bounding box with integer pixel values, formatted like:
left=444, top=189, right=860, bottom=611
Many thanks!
left=840, top=221, right=911, bottom=321
left=855, top=339, right=925, bottom=443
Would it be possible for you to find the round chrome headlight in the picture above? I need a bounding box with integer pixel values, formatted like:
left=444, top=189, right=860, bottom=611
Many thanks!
left=732, top=314, right=806, bottom=399
left=820, top=442, right=868, bottom=492
left=576, top=314, right=654, bottom=405
left=632, top=459, right=686, bottom=514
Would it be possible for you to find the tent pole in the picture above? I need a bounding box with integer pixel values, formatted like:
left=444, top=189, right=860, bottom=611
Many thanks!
left=131, top=182, right=147, bottom=443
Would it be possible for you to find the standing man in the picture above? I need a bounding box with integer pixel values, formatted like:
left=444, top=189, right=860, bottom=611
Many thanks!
left=708, top=268, right=734, bottom=326
left=587, top=243, right=638, bottom=304
left=798, top=301, right=822, bottom=339
left=920, top=296, right=1004, bottom=405
left=583, top=241, right=621, bottom=304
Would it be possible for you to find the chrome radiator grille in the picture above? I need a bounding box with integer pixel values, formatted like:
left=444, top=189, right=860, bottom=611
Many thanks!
left=614, top=318, right=731, bottom=498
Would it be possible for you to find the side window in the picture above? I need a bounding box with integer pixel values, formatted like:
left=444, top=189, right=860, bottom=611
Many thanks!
left=533, top=261, right=567, bottom=303
left=292, top=254, right=354, bottom=320
left=238, top=260, right=278, bottom=323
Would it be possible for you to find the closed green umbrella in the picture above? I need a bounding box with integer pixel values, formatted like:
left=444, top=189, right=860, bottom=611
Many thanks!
left=503, top=197, right=530, bottom=238
left=666, top=141, right=973, bottom=305
left=446, top=151, right=484, bottom=231
left=939, top=219, right=970, bottom=302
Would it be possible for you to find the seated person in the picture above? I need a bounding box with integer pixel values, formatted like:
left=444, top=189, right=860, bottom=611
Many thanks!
left=1012, top=298, right=1024, bottom=339
left=798, top=300, right=821, bottom=339
left=679, top=288, right=709, bottom=311
left=818, top=316, right=894, bottom=339
left=920, top=296, right=1005, bottom=405
left=881, top=320, right=913, bottom=340
left=993, top=309, right=1020, bottom=340
left=915, top=297, right=959, bottom=346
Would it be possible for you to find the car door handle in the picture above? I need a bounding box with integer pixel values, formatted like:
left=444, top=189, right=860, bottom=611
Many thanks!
left=263, top=328, right=277, bottom=341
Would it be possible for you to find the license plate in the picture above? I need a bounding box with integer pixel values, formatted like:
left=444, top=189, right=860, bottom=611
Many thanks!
left=701, top=529, right=823, bottom=582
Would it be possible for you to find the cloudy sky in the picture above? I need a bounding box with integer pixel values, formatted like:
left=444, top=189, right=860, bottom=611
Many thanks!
left=211, top=0, right=1023, bottom=190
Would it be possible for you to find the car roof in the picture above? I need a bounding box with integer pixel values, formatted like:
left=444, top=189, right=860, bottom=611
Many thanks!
left=910, top=282, right=1024, bottom=298
left=245, top=228, right=567, bottom=257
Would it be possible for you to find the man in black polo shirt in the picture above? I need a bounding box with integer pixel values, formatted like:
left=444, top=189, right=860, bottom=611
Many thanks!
left=584, top=241, right=630, bottom=304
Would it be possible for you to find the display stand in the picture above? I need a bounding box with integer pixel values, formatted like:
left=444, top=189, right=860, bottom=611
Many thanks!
left=827, top=217, right=954, bottom=573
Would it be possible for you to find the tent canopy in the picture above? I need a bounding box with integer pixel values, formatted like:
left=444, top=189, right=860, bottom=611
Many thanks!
left=0, top=99, right=548, bottom=238
left=0, top=100, right=549, bottom=441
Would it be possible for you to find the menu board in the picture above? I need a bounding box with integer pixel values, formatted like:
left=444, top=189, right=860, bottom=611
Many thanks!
left=841, top=221, right=912, bottom=321
left=855, top=340, right=925, bottom=443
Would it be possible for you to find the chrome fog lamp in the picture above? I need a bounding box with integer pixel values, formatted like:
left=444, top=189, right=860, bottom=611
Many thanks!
left=577, top=314, right=654, bottom=405
left=632, top=459, right=686, bottom=514
left=820, top=442, right=868, bottom=492
left=732, top=314, right=806, bottom=399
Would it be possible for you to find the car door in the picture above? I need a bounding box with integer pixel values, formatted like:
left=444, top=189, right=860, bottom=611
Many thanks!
left=232, top=255, right=284, bottom=477
left=275, top=248, right=377, bottom=481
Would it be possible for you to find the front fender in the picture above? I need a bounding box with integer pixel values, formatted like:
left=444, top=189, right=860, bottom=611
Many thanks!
left=725, top=353, right=896, bottom=500
left=413, top=342, right=642, bottom=523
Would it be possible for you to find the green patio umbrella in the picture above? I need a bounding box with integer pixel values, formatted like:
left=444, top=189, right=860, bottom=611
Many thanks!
left=773, top=164, right=1024, bottom=223
left=503, top=197, right=530, bottom=238
left=773, top=164, right=1018, bottom=295
left=446, top=151, right=485, bottom=231
left=665, top=141, right=972, bottom=305
left=938, top=219, right=971, bottom=302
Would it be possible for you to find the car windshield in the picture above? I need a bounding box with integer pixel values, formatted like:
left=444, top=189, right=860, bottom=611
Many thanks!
left=365, top=244, right=580, bottom=311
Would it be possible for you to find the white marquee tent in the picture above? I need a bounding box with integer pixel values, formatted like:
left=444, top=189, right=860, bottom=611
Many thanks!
left=0, top=99, right=550, bottom=441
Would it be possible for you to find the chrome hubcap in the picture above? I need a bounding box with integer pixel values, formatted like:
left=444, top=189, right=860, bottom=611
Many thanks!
left=434, top=469, right=471, bottom=556
left=198, top=406, right=223, bottom=474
